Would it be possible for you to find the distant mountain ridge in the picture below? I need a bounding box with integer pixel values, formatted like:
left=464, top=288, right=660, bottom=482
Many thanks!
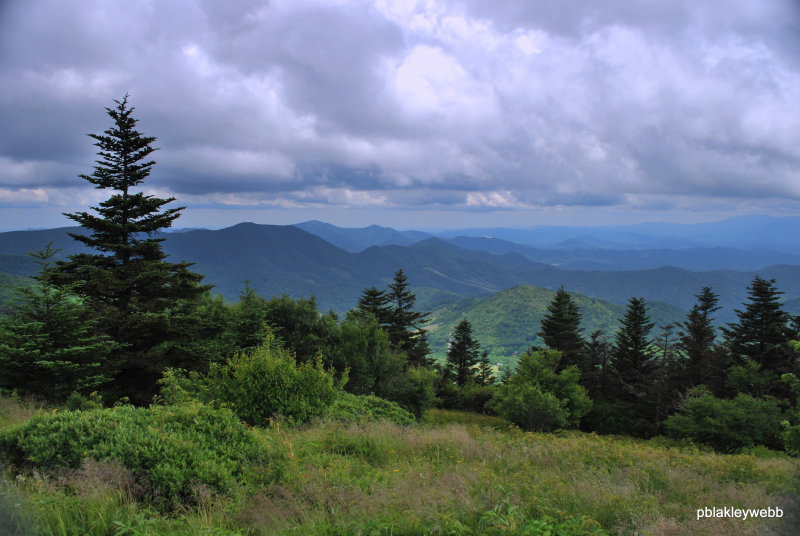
left=432, top=215, right=800, bottom=252
left=2, top=221, right=800, bottom=325
left=442, top=236, right=800, bottom=272
left=294, top=220, right=432, bottom=252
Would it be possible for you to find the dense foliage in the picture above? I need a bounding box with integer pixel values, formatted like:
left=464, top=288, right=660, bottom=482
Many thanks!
left=665, top=386, right=786, bottom=452
left=0, top=245, right=119, bottom=399
left=490, top=350, right=591, bottom=431
left=0, top=403, right=267, bottom=509
left=324, top=391, right=415, bottom=425
left=159, top=332, right=337, bottom=426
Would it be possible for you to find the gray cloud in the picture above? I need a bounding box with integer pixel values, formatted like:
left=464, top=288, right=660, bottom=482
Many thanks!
left=1, top=0, right=799, bottom=228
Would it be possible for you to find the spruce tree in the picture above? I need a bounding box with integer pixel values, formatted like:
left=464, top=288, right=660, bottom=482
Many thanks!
left=476, top=350, right=496, bottom=386
left=386, top=269, right=431, bottom=367
left=613, top=297, right=656, bottom=383
left=446, top=318, right=481, bottom=386
left=538, top=286, right=586, bottom=371
left=610, top=297, right=656, bottom=435
left=0, top=244, right=119, bottom=399
left=54, top=95, right=209, bottom=402
left=231, top=281, right=268, bottom=351
left=651, top=323, right=681, bottom=431
left=585, top=329, right=612, bottom=397
left=356, top=286, right=392, bottom=327
left=677, top=287, right=723, bottom=391
left=723, top=276, right=795, bottom=375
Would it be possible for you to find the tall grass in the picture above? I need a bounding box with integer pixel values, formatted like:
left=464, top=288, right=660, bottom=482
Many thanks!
left=1, top=398, right=797, bottom=535
left=0, top=394, right=41, bottom=429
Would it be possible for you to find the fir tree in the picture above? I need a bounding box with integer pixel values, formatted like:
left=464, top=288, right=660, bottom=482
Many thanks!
left=651, top=323, right=681, bottom=431
left=613, top=297, right=656, bottom=384
left=231, top=281, right=268, bottom=351
left=723, top=276, right=795, bottom=375
left=0, top=244, right=119, bottom=399
left=585, top=329, right=612, bottom=397
left=476, top=350, right=496, bottom=386
left=610, top=297, right=656, bottom=435
left=54, top=95, right=209, bottom=402
left=356, top=286, right=392, bottom=327
left=677, top=287, right=723, bottom=391
left=386, top=269, right=431, bottom=367
left=446, top=318, right=481, bottom=386
left=538, top=286, right=586, bottom=371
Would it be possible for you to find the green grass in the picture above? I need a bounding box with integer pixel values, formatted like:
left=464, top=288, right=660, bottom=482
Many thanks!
left=422, top=408, right=509, bottom=429
left=1, top=398, right=797, bottom=535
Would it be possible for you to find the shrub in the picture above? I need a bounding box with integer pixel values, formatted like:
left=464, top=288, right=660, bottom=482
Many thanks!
left=437, top=380, right=496, bottom=414
left=665, top=387, right=786, bottom=452
left=377, top=366, right=437, bottom=420
left=211, top=333, right=337, bottom=426
left=159, top=332, right=337, bottom=426
left=325, top=392, right=415, bottom=425
left=489, top=350, right=591, bottom=431
left=781, top=421, right=800, bottom=456
left=0, top=403, right=268, bottom=508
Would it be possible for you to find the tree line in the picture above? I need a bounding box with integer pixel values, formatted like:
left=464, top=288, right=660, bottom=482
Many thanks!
left=0, top=96, right=798, bottom=453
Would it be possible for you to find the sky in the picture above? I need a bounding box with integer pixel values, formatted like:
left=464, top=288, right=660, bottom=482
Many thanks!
left=1, top=0, right=799, bottom=231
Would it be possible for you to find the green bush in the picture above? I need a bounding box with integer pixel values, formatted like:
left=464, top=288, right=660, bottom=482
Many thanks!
left=781, top=421, right=800, bottom=456
left=492, top=382, right=570, bottom=431
left=0, top=404, right=268, bottom=508
left=377, top=366, right=437, bottom=420
left=159, top=332, right=337, bottom=426
left=437, top=380, right=496, bottom=414
left=325, top=392, right=415, bottom=425
left=665, top=387, right=786, bottom=452
left=780, top=373, right=800, bottom=456
left=489, top=350, right=591, bottom=432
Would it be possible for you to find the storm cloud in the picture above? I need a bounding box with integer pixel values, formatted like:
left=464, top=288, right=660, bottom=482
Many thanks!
left=1, top=0, right=799, bottom=228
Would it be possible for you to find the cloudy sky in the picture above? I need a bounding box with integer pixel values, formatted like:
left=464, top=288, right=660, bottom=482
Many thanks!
left=1, top=0, right=799, bottom=231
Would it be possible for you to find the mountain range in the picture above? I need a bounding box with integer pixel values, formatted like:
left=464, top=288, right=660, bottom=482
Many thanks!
left=2, top=218, right=800, bottom=330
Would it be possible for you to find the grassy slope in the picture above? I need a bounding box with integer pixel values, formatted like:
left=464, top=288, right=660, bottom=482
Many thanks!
left=425, top=285, right=686, bottom=365
left=1, top=400, right=797, bottom=535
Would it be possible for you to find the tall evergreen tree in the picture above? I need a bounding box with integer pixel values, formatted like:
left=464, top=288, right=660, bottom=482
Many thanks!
left=722, top=276, right=795, bottom=375
left=476, top=350, right=496, bottom=386
left=0, top=244, right=120, bottom=399
left=386, top=269, right=431, bottom=367
left=613, top=297, right=656, bottom=386
left=54, top=95, right=209, bottom=402
left=538, top=286, right=586, bottom=371
left=651, top=323, right=681, bottom=431
left=446, top=318, right=481, bottom=386
left=231, top=281, right=268, bottom=351
left=610, top=297, right=656, bottom=435
left=356, top=286, right=392, bottom=327
left=677, top=287, right=723, bottom=391
left=583, top=329, right=612, bottom=399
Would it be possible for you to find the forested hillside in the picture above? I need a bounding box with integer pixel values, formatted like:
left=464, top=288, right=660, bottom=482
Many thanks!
left=425, top=285, right=686, bottom=363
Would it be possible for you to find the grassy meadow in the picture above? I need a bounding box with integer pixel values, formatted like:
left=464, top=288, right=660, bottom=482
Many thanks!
left=1, top=399, right=798, bottom=536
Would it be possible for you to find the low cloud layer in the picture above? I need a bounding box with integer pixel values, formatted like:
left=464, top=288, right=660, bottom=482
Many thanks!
left=1, top=0, right=799, bottom=228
